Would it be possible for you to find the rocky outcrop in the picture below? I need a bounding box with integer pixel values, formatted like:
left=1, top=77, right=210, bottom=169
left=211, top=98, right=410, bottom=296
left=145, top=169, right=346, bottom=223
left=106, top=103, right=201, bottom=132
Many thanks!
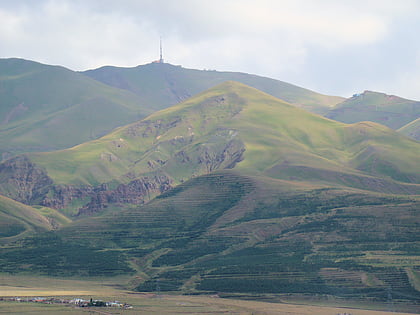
left=126, top=117, right=182, bottom=138
left=42, top=185, right=95, bottom=209
left=0, top=123, right=244, bottom=217
left=77, top=174, right=173, bottom=216
left=0, top=154, right=173, bottom=216
left=197, top=139, right=245, bottom=172
left=0, top=155, right=53, bottom=204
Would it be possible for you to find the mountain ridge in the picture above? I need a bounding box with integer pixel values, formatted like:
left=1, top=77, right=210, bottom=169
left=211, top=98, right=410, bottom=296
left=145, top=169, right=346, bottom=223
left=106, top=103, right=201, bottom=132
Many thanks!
left=0, top=58, right=153, bottom=159
left=2, top=57, right=418, bottom=161
left=83, top=62, right=344, bottom=113
left=325, top=90, right=420, bottom=131
left=0, top=65, right=419, bottom=301
left=0, top=81, right=418, bottom=216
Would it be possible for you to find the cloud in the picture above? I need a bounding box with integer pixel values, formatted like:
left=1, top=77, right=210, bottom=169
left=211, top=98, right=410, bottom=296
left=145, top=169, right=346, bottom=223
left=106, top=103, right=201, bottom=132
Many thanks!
left=383, top=49, right=420, bottom=100
left=0, top=0, right=419, bottom=99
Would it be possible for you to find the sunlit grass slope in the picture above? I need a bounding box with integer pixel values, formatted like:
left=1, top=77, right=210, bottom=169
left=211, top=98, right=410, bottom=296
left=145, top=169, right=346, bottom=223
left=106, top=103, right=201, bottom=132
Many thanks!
left=29, top=81, right=419, bottom=192
left=326, top=90, right=419, bottom=130
left=1, top=78, right=419, bottom=298
left=0, top=58, right=151, bottom=158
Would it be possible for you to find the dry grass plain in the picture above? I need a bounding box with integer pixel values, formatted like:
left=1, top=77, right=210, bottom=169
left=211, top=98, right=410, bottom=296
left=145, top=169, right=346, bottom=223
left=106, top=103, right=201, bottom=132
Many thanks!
left=0, top=274, right=419, bottom=314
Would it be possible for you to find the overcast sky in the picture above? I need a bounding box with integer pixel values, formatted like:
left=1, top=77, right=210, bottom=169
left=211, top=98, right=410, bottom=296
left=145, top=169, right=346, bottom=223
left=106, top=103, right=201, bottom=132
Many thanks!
left=1, top=0, right=419, bottom=100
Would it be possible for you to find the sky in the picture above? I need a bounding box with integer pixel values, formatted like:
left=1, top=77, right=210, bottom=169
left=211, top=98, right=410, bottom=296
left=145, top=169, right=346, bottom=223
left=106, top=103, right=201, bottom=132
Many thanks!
left=1, top=0, right=419, bottom=100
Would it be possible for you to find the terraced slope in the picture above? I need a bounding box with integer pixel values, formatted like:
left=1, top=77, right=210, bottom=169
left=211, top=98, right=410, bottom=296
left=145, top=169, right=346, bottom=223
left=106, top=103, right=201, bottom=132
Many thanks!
left=0, top=82, right=419, bottom=300
left=0, top=58, right=151, bottom=158
left=1, top=172, right=418, bottom=300
left=83, top=62, right=343, bottom=114
left=325, top=91, right=420, bottom=131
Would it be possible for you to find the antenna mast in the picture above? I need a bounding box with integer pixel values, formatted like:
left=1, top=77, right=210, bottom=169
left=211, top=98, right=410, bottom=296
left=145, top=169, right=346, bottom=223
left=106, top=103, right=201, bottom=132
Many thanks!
left=159, top=37, right=164, bottom=63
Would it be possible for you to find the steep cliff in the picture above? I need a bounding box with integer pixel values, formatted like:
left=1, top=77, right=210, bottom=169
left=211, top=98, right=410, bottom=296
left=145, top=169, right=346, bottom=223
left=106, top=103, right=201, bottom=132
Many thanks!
left=0, top=155, right=53, bottom=204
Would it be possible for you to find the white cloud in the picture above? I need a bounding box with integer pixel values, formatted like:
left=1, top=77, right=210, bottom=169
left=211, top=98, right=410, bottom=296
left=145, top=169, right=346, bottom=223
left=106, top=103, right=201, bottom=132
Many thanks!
left=383, top=50, right=420, bottom=100
left=220, top=1, right=388, bottom=47
left=0, top=9, right=24, bottom=40
left=0, top=0, right=419, bottom=99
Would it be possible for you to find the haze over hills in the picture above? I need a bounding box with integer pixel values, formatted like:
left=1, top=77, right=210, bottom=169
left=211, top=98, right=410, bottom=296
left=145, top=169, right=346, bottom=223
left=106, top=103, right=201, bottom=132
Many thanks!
left=0, top=59, right=419, bottom=303
left=83, top=62, right=344, bottom=114
left=0, top=58, right=346, bottom=159
left=0, top=81, right=419, bottom=301
left=398, top=118, right=420, bottom=141
left=325, top=90, right=420, bottom=130
left=1, top=81, right=418, bottom=211
left=1, top=58, right=418, bottom=161
left=0, top=58, right=154, bottom=159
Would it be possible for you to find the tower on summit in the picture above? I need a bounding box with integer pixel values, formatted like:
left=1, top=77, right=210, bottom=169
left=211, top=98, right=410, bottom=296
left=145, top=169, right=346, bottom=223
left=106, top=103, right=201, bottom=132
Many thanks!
left=159, top=37, right=164, bottom=63
left=153, top=37, right=164, bottom=64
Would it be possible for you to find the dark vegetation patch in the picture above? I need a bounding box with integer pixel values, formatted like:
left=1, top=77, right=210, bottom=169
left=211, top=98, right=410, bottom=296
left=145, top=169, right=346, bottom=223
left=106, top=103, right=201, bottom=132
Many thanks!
left=1, top=171, right=419, bottom=301
left=0, top=220, right=26, bottom=237
left=242, top=189, right=409, bottom=221
left=0, top=232, right=133, bottom=276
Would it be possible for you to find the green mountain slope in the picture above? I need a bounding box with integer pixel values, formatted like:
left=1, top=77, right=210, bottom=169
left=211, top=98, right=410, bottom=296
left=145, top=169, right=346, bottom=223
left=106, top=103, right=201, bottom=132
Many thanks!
left=0, top=81, right=418, bottom=213
left=0, top=81, right=419, bottom=300
left=29, top=81, right=419, bottom=186
left=1, top=172, right=418, bottom=300
left=0, top=58, right=152, bottom=159
left=325, top=91, right=420, bottom=132
left=398, top=118, right=420, bottom=141
left=0, top=194, right=69, bottom=243
left=83, top=62, right=344, bottom=114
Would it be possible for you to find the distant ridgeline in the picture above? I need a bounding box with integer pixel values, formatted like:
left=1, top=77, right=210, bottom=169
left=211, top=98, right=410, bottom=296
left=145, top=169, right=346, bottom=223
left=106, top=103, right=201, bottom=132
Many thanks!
left=0, top=59, right=419, bottom=301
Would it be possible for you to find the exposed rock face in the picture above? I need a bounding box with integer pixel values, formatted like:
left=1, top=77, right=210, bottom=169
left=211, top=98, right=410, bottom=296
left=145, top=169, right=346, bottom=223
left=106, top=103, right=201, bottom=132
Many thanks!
left=196, top=139, right=245, bottom=172
left=42, top=185, right=94, bottom=209
left=0, top=155, right=53, bottom=204
left=0, top=155, right=173, bottom=215
left=77, top=174, right=172, bottom=216
left=0, top=114, right=245, bottom=216
left=126, top=118, right=182, bottom=138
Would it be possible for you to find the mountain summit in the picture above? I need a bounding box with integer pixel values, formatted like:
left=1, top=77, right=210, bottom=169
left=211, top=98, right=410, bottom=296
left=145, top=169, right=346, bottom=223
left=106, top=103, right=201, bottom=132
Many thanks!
left=0, top=81, right=419, bottom=300
left=1, top=81, right=418, bottom=212
left=1, top=58, right=344, bottom=158
left=83, top=62, right=343, bottom=113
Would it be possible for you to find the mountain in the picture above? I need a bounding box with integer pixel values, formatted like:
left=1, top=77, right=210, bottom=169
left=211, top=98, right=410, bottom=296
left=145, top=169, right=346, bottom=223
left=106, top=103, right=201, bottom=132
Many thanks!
left=83, top=62, right=344, bottom=114
left=325, top=91, right=420, bottom=132
left=0, top=58, right=345, bottom=160
left=0, top=81, right=419, bottom=300
left=1, top=81, right=417, bottom=211
left=1, top=172, right=418, bottom=298
left=0, top=58, right=152, bottom=159
left=398, top=118, right=420, bottom=141
left=65, top=173, right=420, bottom=298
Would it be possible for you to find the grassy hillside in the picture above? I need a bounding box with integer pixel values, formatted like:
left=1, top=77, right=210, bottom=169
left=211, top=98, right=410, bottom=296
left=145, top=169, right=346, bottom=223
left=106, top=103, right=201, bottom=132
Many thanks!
left=398, top=118, right=420, bottom=141
left=1, top=172, right=418, bottom=300
left=0, top=58, right=152, bottom=159
left=325, top=91, right=420, bottom=131
left=27, top=81, right=419, bottom=190
left=0, top=82, right=419, bottom=300
left=0, top=194, right=69, bottom=243
left=83, top=62, right=344, bottom=114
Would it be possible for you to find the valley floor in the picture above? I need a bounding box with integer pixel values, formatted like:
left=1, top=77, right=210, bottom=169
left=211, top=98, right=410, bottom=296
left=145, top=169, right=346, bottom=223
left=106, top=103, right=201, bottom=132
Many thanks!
left=0, top=274, right=419, bottom=314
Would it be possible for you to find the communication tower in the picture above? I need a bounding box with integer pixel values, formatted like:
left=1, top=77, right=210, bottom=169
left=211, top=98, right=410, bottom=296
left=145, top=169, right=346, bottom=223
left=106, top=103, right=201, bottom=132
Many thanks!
left=159, top=37, right=164, bottom=63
